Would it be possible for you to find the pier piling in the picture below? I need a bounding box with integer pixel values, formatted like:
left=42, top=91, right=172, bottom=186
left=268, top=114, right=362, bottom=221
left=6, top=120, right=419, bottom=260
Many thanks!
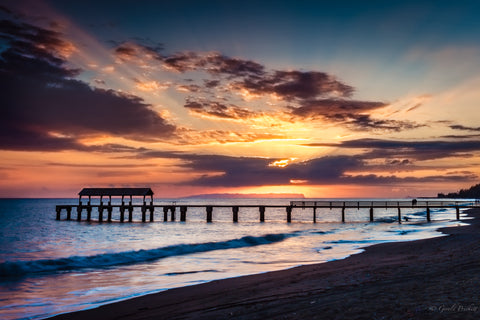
left=456, top=206, right=460, bottom=220
left=286, top=206, right=292, bottom=223
left=232, top=206, right=239, bottom=222
left=397, top=205, right=401, bottom=224
left=149, top=204, right=154, bottom=222
left=206, top=206, right=213, bottom=222
left=120, top=205, right=125, bottom=222
left=426, top=207, right=431, bottom=222
left=180, top=206, right=187, bottom=222
left=163, top=207, right=168, bottom=222
left=369, top=207, right=374, bottom=222
left=171, top=206, right=176, bottom=221
left=259, top=206, right=265, bottom=222
left=128, top=203, right=133, bottom=222
left=313, top=207, right=317, bottom=223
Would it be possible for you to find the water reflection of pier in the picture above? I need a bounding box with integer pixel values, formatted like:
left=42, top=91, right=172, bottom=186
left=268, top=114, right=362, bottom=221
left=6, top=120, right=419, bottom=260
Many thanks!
left=55, top=188, right=479, bottom=223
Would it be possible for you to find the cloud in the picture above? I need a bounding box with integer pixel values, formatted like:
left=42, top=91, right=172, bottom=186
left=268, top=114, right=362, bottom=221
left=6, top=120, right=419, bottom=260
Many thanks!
left=303, top=138, right=480, bottom=161
left=235, top=71, right=353, bottom=101
left=450, top=124, right=480, bottom=132
left=0, top=18, right=176, bottom=151
left=184, top=99, right=261, bottom=120
left=136, top=151, right=476, bottom=187
left=288, top=99, right=386, bottom=118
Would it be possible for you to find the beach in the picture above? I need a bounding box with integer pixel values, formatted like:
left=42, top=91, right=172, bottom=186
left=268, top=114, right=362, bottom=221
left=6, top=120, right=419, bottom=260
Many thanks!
left=49, top=208, right=480, bottom=320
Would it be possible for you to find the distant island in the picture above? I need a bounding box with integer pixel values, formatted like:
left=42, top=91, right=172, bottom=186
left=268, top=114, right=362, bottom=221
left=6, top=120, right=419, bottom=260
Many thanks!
left=183, top=193, right=305, bottom=199
left=438, top=183, right=480, bottom=198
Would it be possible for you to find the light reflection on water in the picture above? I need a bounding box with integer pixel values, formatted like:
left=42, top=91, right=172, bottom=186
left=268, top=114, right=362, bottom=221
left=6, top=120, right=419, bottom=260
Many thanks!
left=0, top=198, right=469, bottom=319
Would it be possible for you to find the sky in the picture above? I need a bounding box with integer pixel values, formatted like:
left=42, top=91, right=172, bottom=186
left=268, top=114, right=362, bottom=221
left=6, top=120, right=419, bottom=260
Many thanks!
left=1, top=0, right=480, bottom=198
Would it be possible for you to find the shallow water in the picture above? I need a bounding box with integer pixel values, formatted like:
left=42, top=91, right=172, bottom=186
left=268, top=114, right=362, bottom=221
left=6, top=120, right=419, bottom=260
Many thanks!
left=0, top=198, right=469, bottom=319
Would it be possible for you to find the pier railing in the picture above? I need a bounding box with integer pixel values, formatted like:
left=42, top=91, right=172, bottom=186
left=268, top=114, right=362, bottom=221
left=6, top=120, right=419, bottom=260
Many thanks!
left=55, top=199, right=479, bottom=224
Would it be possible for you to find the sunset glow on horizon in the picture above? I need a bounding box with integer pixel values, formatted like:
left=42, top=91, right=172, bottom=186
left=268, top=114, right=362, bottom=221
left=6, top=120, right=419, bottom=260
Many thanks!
left=1, top=0, right=480, bottom=198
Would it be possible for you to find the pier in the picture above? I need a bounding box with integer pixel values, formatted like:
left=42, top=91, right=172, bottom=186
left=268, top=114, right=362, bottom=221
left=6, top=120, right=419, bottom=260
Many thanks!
left=55, top=189, right=479, bottom=223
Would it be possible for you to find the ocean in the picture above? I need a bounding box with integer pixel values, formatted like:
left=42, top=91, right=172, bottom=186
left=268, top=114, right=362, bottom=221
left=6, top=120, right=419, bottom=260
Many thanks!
left=0, top=198, right=470, bottom=320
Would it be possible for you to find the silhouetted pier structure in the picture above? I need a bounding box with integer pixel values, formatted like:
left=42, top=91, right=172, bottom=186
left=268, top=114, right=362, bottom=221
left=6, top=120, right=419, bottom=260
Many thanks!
left=55, top=190, right=479, bottom=223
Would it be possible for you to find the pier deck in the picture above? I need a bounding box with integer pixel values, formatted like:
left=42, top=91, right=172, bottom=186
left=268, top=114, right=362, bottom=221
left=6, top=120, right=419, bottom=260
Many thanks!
left=55, top=199, right=479, bottom=223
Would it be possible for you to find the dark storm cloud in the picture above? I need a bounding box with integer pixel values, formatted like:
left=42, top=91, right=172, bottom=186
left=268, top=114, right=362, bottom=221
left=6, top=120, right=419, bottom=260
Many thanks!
left=0, top=19, right=176, bottom=151
left=304, top=138, right=480, bottom=161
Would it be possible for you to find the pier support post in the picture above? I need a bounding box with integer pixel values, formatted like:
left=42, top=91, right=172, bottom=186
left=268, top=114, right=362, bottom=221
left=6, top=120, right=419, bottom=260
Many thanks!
left=456, top=206, right=460, bottom=220
left=56, top=207, right=61, bottom=220
left=128, top=203, right=133, bottom=222
left=107, top=204, right=112, bottom=222
left=87, top=205, right=92, bottom=222
left=397, top=206, right=402, bottom=224
left=120, top=204, right=125, bottom=223
left=163, top=207, right=168, bottom=222
left=98, top=205, right=103, bottom=222
left=259, top=206, right=265, bottom=222
left=171, top=206, right=176, bottom=221
left=149, top=204, right=154, bottom=222
left=66, top=207, right=72, bottom=220
left=141, top=204, right=146, bottom=222
left=206, top=206, right=213, bottom=223
left=369, top=207, right=374, bottom=222
left=180, top=206, right=187, bottom=222
left=77, top=205, right=82, bottom=221
left=286, top=206, right=292, bottom=223
left=426, top=207, right=431, bottom=222
left=313, top=207, right=317, bottom=223
left=341, top=207, right=345, bottom=223
left=232, top=206, right=239, bottom=222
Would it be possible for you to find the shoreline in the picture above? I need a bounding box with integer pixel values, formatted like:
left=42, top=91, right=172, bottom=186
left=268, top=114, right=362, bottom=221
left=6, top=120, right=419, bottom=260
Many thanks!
left=50, top=209, right=480, bottom=319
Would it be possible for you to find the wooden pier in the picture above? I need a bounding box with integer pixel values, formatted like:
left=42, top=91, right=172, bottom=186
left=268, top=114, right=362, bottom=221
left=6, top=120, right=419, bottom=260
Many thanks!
left=55, top=189, right=479, bottom=223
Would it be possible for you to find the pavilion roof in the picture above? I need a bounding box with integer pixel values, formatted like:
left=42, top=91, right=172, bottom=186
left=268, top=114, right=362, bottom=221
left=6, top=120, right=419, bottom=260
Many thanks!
left=78, top=188, right=154, bottom=197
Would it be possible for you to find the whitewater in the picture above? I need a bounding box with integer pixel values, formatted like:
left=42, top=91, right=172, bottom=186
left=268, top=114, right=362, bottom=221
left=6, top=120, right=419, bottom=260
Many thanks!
left=0, top=198, right=468, bottom=319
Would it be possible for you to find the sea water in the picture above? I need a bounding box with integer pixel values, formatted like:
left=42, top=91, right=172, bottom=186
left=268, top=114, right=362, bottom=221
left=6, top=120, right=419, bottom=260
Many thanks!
left=0, top=198, right=469, bottom=319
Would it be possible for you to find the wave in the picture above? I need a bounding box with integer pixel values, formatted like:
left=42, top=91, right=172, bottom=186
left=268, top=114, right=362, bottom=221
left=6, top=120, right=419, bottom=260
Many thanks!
left=0, top=233, right=294, bottom=278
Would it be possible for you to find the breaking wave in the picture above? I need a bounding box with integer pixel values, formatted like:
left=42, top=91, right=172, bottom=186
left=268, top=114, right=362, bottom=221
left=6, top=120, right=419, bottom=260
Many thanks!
left=0, top=233, right=295, bottom=278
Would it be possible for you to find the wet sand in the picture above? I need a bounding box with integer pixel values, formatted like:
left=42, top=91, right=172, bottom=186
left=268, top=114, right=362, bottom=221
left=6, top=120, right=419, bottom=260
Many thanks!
left=50, top=209, right=480, bottom=320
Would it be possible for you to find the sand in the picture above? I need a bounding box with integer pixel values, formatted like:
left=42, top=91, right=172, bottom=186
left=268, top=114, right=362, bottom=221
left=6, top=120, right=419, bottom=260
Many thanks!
left=50, top=209, right=480, bottom=320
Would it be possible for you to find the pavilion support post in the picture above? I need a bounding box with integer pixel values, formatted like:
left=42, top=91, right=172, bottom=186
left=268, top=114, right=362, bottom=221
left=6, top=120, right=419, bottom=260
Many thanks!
left=206, top=206, right=213, bottom=223
left=426, top=206, right=431, bottom=222
left=87, top=205, right=92, bottom=222
left=286, top=206, right=292, bottom=223
left=232, top=206, right=239, bottom=222
left=180, top=206, right=187, bottom=222
left=259, top=206, right=265, bottom=222
left=456, top=206, right=460, bottom=220
left=369, top=207, right=374, bottom=222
